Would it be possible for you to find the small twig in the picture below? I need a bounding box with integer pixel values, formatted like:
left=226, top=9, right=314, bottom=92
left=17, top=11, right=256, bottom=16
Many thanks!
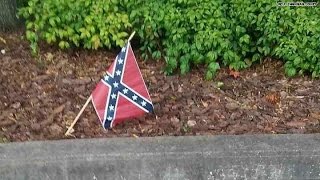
left=0, top=36, right=6, bottom=44
left=287, top=95, right=305, bottom=99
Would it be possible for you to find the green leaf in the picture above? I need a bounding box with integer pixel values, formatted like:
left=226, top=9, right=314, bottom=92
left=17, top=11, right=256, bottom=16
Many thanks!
left=152, top=51, right=161, bottom=59
left=195, top=41, right=201, bottom=50
left=205, top=71, right=213, bottom=80
left=252, top=54, right=260, bottom=62
left=180, top=61, right=190, bottom=75
left=208, top=62, right=220, bottom=73
left=244, top=58, right=252, bottom=66
left=91, top=35, right=101, bottom=49
left=206, top=51, right=217, bottom=63
left=58, top=41, right=69, bottom=49
left=312, top=71, right=319, bottom=78
left=26, top=22, right=33, bottom=29
left=26, top=31, right=35, bottom=41
left=293, top=57, right=301, bottom=66
left=257, top=13, right=264, bottom=24
left=263, top=46, right=270, bottom=55
left=49, top=18, right=55, bottom=27
left=286, top=68, right=297, bottom=77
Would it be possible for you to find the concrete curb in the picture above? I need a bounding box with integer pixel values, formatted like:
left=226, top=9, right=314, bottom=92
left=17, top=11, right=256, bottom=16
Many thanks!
left=1, top=134, right=320, bottom=180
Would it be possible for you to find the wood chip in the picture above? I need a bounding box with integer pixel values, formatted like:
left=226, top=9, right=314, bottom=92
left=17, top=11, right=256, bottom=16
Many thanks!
left=53, top=104, right=65, bottom=114
left=286, top=121, right=306, bottom=128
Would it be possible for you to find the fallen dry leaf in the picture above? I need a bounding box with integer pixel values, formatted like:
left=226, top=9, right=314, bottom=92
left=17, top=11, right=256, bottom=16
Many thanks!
left=310, top=112, right=320, bottom=120
left=152, top=96, right=162, bottom=103
left=170, top=116, right=180, bottom=124
left=178, top=85, right=183, bottom=93
left=229, top=69, right=240, bottom=78
left=265, top=92, right=280, bottom=105
left=201, top=100, right=209, bottom=108
left=53, top=104, right=66, bottom=114
left=150, top=76, right=157, bottom=84
left=187, top=120, right=196, bottom=127
left=0, top=36, right=6, bottom=44
left=45, top=52, right=54, bottom=62
left=0, top=120, right=15, bottom=127
left=161, top=84, right=170, bottom=92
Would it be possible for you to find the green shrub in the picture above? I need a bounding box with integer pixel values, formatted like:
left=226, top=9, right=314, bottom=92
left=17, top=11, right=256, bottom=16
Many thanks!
left=128, top=0, right=319, bottom=78
left=269, top=6, right=320, bottom=77
left=127, top=0, right=240, bottom=78
left=19, top=0, right=131, bottom=55
left=229, top=0, right=320, bottom=77
left=20, top=0, right=320, bottom=78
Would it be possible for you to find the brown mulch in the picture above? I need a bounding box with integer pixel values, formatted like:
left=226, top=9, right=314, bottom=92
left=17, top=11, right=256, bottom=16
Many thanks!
left=1, top=31, right=320, bottom=143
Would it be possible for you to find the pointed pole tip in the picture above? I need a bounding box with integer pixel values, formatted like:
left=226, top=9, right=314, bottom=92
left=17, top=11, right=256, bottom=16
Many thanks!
left=128, top=31, right=136, bottom=42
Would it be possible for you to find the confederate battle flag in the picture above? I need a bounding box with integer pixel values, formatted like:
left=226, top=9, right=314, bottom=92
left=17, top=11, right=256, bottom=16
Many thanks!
left=91, top=42, right=154, bottom=129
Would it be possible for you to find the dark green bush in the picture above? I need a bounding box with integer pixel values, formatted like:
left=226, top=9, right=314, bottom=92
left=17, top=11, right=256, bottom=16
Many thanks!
left=19, top=0, right=320, bottom=78
left=17, top=0, right=28, bottom=8
left=128, top=0, right=320, bottom=78
left=269, top=5, right=320, bottom=77
left=229, top=0, right=320, bottom=77
left=127, top=0, right=245, bottom=79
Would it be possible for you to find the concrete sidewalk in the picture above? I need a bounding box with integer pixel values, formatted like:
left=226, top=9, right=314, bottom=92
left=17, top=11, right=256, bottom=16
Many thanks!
left=1, top=134, right=320, bottom=180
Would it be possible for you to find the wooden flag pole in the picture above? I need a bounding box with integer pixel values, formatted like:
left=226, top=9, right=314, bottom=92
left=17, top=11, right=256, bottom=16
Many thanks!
left=65, top=95, right=92, bottom=136
left=64, top=31, right=136, bottom=136
left=128, top=31, right=136, bottom=42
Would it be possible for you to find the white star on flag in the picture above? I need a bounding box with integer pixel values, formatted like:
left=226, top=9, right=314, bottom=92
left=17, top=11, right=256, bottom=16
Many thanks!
left=118, top=58, right=123, bottom=64
left=116, top=70, right=121, bottom=76
left=121, top=47, right=126, bottom=52
left=132, top=95, right=138, bottom=100
left=123, top=88, right=128, bottom=94
left=113, top=82, right=119, bottom=87
left=141, top=101, right=147, bottom=107
left=107, top=116, right=112, bottom=121
left=109, top=105, right=114, bottom=111
left=111, top=93, right=117, bottom=99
